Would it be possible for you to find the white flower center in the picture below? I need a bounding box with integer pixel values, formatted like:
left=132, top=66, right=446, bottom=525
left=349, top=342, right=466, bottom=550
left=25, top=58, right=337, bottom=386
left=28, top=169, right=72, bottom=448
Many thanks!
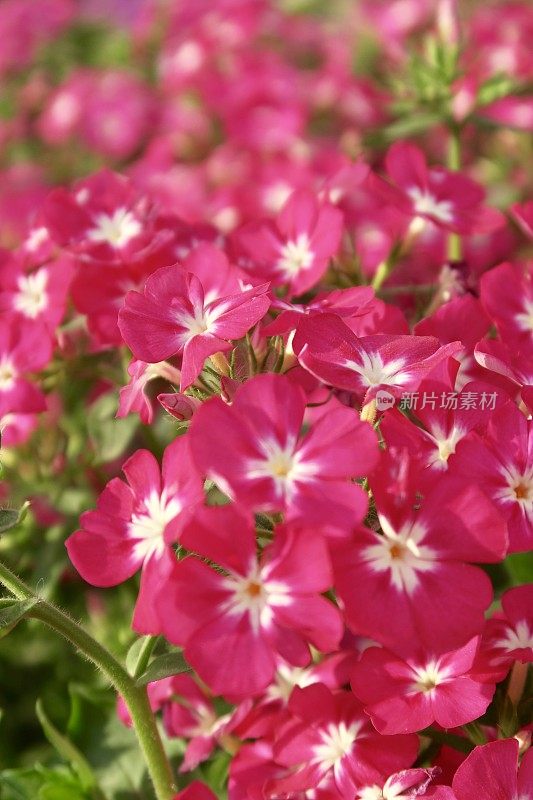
left=407, top=187, right=453, bottom=223
left=88, top=208, right=142, bottom=248
left=191, top=704, right=229, bottom=738
left=357, top=787, right=383, bottom=800
left=25, top=226, right=49, bottom=252
left=128, top=489, right=182, bottom=561
left=177, top=306, right=219, bottom=343
left=363, top=517, right=436, bottom=594
left=426, top=425, right=465, bottom=470
left=14, top=269, right=49, bottom=319
left=496, top=620, right=533, bottom=653
left=496, top=464, right=533, bottom=514
left=246, top=438, right=317, bottom=502
left=515, top=298, right=533, bottom=333
left=267, top=663, right=316, bottom=703
left=313, top=721, right=361, bottom=772
left=223, top=562, right=291, bottom=632
left=344, top=351, right=409, bottom=388
left=277, top=233, right=314, bottom=278
left=0, top=357, right=16, bottom=390
left=411, top=660, right=447, bottom=693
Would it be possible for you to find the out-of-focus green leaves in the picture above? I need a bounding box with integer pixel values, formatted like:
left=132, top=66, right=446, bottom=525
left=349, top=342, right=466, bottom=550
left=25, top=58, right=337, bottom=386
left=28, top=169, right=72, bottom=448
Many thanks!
left=35, top=700, right=102, bottom=797
left=199, top=751, right=231, bottom=800
left=86, top=393, right=138, bottom=465
left=0, top=765, right=90, bottom=800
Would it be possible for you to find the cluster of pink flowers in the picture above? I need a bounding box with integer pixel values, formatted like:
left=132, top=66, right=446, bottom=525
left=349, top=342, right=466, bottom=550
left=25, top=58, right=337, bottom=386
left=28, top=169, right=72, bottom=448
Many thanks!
left=0, top=0, right=532, bottom=797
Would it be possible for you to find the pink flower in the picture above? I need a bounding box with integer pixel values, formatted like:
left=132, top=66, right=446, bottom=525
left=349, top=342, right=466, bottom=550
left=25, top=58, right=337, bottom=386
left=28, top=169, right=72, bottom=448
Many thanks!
left=354, top=767, right=443, bottom=799
left=451, top=739, right=533, bottom=800
left=43, top=169, right=174, bottom=266
left=78, top=71, right=154, bottom=160
left=350, top=638, right=495, bottom=735
left=474, top=338, right=533, bottom=397
left=234, top=189, right=344, bottom=295
left=332, top=477, right=507, bottom=656
left=262, top=285, right=378, bottom=338
left=266, top=683, right=418, bottom=797
left=0, top=313, right=52, bottom=417
left=156, top=506, right=343, bottom=698
left=482, top=584, right=533, bottom=666
left=380, top=378, right=507, bottom=489
left=66, top=437, right=203, bottom=633
left=480, top=97, right=533, bottom=131
left=372, top=142, right=502, bottom=235
left=293, top=312, right=461, bottom=405
left=0, top=0, right=73, bottom=76
left=163, top=674, right=251, bottom=772
left=117, top=359, right=181, bottom=424
left=0, top=253, right=73, bottom=331
left=414, top=294, right=492, bottom=389
left=480, top=262, right=533, bottom=347
left=174, top=782, right=216, bottom=800
left=118, top=263, right=270, bottom=390
left=188, top=373, right=378, bottom=528
left=452, top=403, right=533, bottom=553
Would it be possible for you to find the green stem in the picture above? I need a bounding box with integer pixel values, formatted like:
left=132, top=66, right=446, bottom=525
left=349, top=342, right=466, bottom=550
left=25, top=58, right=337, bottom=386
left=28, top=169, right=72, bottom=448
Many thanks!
left=0, top=559, right=175, bottom=800
left=447, top=123, right=462, bottom=262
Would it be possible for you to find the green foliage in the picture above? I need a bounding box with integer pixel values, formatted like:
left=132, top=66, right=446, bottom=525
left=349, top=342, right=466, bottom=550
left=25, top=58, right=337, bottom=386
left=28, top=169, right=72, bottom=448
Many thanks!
left=86, top=393, right=139, bottom=465
left=0, top=598, right=37, bottom=635
left=135, top=651, right=192, bottom=687
left=35, top=700, right=101, bottom=796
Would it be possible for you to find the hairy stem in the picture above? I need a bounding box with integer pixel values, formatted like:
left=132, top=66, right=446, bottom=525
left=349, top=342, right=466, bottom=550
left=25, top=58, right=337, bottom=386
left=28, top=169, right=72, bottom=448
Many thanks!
left=0, top=559, right=175, bottom=800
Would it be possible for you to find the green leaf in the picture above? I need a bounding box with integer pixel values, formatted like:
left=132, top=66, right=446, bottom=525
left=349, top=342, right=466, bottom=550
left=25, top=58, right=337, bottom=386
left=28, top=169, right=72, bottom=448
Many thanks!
left=135, top=651, right=191, bottom=686
left=86, top=393, right=138, bottom=465
left=505, top=551, right=533, bottom=585
left=124, top=637, right=147, bottom=675
left=0, top=767, right=87, bottom=800
left=0, top=598, right=38, bottom=632
left=0, top=502, right=30, bottom=533
left=35, top=700, right=100, bottom=795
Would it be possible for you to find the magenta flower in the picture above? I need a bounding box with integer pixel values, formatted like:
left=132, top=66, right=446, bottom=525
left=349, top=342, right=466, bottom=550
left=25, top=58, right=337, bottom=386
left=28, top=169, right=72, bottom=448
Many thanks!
left=332, top=477, right=507, bottom=655
left=0, top=253, right=73, bottom=332
left=373, top=141, right=502, bottom=235
left=66, top=437, right=203, bottom=633
left=354, top=767, right=444, bottom=799
left=0, top=313, right=52, bottom=417
left=188, top=373, right=379, bottom=528
left=156, top=505, right=343, bottom=698
left=118, top=265, right=270, bottom=390
left=483, top=584, right=533, bottom=666
left=451, top=739, right=533, bottom=800
left=294, top=312, right=461, bottom=405
left=452, top=402, right=533, bottom=553
left=267, top=683, right=418, bottom=797
left=350, top=638, right=495, bottom=735
left=117, top=359, right=182, bottom=424
left=234, top=188, right=344, bottom=295
left=174, top=783, right=216, bottom=800
left=480, top=262, right=533, bottom=347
